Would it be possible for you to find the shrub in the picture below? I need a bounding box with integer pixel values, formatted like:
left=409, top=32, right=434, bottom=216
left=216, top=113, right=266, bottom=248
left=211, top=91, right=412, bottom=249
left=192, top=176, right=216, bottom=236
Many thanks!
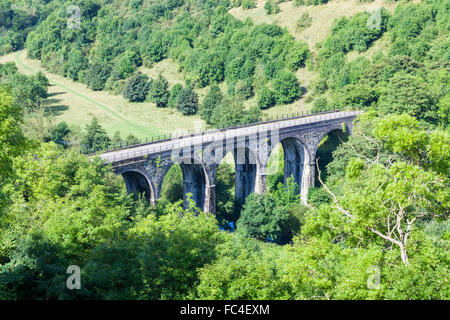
left=257, top=87, right=275, bottom=109
left=296, top=12, right=312, bottom=32
left=312, top=95, right=328, bottom=112
left=242, top=0, right=256, bottom=10
left=236, top=193, right=289, bottom=243
left=235, top=79, right=253, bottom=100
left=264, top=1, right=280, bottom=15
left=81, top=118, right=111, bottom=153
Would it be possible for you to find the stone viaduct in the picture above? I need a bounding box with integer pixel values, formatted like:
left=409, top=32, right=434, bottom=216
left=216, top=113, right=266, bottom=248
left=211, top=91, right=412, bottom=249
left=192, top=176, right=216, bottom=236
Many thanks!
left=99, top=111, right=362, bottom=214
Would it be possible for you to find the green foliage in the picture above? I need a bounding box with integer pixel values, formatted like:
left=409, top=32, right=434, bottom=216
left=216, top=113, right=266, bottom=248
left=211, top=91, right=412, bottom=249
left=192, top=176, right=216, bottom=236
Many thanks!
left=373, top=114, right=449, bottom=175
left=80, top=118, right=111, bottom=153
left=0, top=87, right=26, bottom=183
left=242, top=0, right=256, bottom=10
left=17, top=0, right=309, bottom=109
left=0, top=66, right=49, bottom=112
left=149, top=74, right=170, bottom=107
left=0, top=0, right=448, bottom=301
left=318, top=10, right=389, bottom=60
left=235, top=79, right=254, bottom=100
left=264, top=0, right=280, bottom=15
left=9, top=73, right=48, bottom=111
left=160, top=164, right=183, bottom=204
left=257, top=86, right=275, bottom=109
left=215, top=163, right=236, bottom=227
left=312, top=95, right=329, bottom=112
left=272, top=70, right=302, bottom=104
left=168, top=83, right=183, bottom=108
left=294, top=0, right=328, bottom=6
left=285, top=41, right=309, bottom=71
left=85, top=61, right=112, bottom=91
left=122, top=72, right=150, bottom=102
left=315, top=1, right=449, bottom=127
left=195, top=236, right=289, bottom=299
left=210, top=96, right=262, bottom=127
left=84, top=200, right=224, bottom=300
left=0, top=1, right=40, bottom=55
left=200, top=85, right=223, bottom=124
left=378, top=73, right=435, bottom=122
left=112, top=50, right=141, bottom=80
left=176, top=86, right=198, bottom=115
left=67, top=48, right=88, bottom=81
left=296, top=12, right=312, bottom=32
left=46, top=122, right=71, bottom=147
left=237, top=193, right=290, bottom=243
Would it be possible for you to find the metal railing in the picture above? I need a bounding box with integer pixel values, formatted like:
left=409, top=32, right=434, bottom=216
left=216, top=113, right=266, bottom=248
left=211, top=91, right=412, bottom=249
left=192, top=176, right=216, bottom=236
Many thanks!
left=91, top=109, right=346, bottom=156
left=97, top=110, right=362, bottom=166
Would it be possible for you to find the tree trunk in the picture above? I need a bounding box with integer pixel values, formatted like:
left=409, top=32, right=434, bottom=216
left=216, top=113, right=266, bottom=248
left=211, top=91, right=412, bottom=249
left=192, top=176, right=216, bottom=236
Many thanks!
left=399, top=244, right=409, bottom=266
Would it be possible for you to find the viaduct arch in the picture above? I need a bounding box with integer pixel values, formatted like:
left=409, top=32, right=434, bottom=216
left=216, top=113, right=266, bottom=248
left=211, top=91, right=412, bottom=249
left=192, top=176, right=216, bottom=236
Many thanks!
left=100, top=111, right=361, bottom=213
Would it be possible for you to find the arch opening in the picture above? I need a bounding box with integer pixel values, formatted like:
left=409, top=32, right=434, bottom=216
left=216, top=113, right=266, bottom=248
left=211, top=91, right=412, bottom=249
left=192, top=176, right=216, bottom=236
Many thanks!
left=160, top=163, right=183, bottom=204
left=122, top=171, right=152, bottom=203
left=180, top=161, right=207, bottom=211
left=267, top=137, right=307, bottom=195
left=216, top=152, right=236, bottom=228
left=233, top=147, right=259, bottom=215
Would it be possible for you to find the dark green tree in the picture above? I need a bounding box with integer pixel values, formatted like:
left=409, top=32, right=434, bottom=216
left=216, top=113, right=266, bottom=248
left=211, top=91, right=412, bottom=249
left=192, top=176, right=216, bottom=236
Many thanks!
left=149, top=74, right=170, bottom=107
left=199, top=85, right=223, bottom=124
left=122, top=72, right=150, bottom=102
left=85, top=61, right=112, bottom=91
left=168, top=83, right=183, bottom=108
left=176, top=86, right=198, bottom=115
left=47, top=122, right=70, bottom=147
left=81, top=118, right=111, bottom=153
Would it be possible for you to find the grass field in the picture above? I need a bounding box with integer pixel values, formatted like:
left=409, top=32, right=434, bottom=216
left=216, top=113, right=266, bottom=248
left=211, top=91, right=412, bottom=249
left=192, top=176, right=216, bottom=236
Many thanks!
left=0, top=50, right=205, bottom=139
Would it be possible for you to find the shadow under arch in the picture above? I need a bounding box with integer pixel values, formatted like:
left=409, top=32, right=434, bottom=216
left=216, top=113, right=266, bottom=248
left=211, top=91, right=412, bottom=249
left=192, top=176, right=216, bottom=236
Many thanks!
left=121, top=169, right=154, bottom=203
left=232, top=146, right=262, bottom=214
left=160, top=156, right=211, bottom=212
left=267, top=136, right=310, bottom=195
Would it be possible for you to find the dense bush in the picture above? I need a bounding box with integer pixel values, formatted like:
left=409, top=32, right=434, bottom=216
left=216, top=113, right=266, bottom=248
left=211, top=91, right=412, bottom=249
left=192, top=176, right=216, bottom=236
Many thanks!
left=242, top=0, right=256, bottom=10
left=210, top=96, right=262, bottom=128
left=0, top=0, right=448, bottom=302
left=264, top=1, right=280, bottom=15
left=257, top=86, right=276, bottom=109
left=272, top=70, right=302, bottom=104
